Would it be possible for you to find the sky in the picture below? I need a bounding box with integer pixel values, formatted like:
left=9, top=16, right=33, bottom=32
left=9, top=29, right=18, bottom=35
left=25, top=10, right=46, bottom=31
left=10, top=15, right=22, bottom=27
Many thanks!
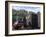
left=12, top=6, right=40, bottom=13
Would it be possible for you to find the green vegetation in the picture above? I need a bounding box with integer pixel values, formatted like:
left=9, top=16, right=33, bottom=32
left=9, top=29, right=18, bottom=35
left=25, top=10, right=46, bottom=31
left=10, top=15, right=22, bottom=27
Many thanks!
left=12, top=9, right=28, bottom=21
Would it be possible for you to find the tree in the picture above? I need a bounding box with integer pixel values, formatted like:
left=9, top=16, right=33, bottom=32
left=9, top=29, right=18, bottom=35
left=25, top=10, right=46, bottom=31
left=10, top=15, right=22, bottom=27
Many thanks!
left=12, top=9, right=28, bottom=22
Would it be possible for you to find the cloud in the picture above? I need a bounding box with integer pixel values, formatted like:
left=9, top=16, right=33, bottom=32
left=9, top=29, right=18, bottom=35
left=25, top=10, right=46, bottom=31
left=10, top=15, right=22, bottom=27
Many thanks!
left=12, top=6, right=40, bottom=13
